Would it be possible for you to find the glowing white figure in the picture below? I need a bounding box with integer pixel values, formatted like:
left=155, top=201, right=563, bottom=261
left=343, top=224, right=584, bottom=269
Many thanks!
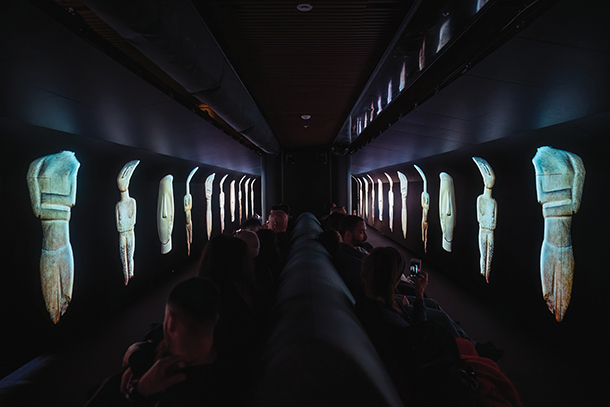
left=439, top=172, right=456, bottom=252
left=419, top=38, right=426, bottom=71
left=184, top=167, right=199, bottom=256
left=476, top=0, right=489, bottom=12
left=414, top=165, right=430, bottom=253
left=384, top=172, right=394, bottom=232
left=358, top=178, right=364, bottom=216
left=238, top=175, right=246, bottom=225
left=250, top=178, right=256, bottom=216
left=363, top=176, right=369, bottom=221
left=397, top=171, right=408, bottom=239
left=244, top=178, right=251, bottom=219
left=533, top=146, right=585, bottom=322
left=367, top=174, right=375, bottom=223
left=437, top=19, right=451, bottom=53
left=377, top=178, right=383, bottom=222
left=472, top=158, right=497, bottom=283
left=399, top=61, right=406, bottom=92
left=205, top=173, right=215, bottom=240
left=157, top=175, right=174, bottom=255
left=387, top=79, right=392, bottom=105
left=116, top=160, right=139, bottom=285
left=230, top=180, right=236, bottom=223
left=27, top=151, right=80, bottom=324
left=219, top=174, right=228, bottom=233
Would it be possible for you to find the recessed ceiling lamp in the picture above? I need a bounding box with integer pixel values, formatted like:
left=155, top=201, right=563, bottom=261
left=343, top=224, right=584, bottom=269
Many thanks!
left=301, top=114, right=311, bottom=120
left=297, top=4, right=313, bottom=12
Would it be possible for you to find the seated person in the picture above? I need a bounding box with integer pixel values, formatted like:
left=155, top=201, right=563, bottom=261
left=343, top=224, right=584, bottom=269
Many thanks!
left=316, top=228, right=342, bottom=257
left=334, top=215, right=369, bottom=299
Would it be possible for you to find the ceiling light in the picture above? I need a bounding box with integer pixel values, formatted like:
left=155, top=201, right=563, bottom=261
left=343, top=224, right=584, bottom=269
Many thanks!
left=297, top=4, right=313, bottom=12
left=301, top=114, right=311, bottom=120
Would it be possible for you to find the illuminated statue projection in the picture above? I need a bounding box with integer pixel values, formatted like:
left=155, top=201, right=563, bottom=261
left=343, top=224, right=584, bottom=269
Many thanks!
left=367, top=174, right=375, bottom=223
left=27, top=151, right=80, bottom=324
left=384, top=173, right=394, bottom=232
left=116, top=160, right=140, bottom=285
left=437, top=19, right=451, bottom=53
left=157, top=175, right=175, bottom=254
left=377, top=179, right=383, bottom=221
left=230, top=180, right=236, bottom=223
left=472, top=157, right=497, bottom=283
left=358, top=178, right=364, bottom=216
left=397, top=171, right=408, bottom=239
left=238, top=175, right=246, bottom=225
left=244, top=178, right=251, bottom=219
left=363, top=177, right=369, bottom=221
left=533, top=146, right=585, bottom=322
left=352, top=176, right=362, bottom=216
left=219, top=174, right=228, bottom=233
left=419, top=38, right=426, bottom=71
left=476, top=0, right=489, bottom=12
left=414, top=165, right=430, bottom=253
left=399, top=62, right=406, bottom=92
left=184, top=167, right=199, bottom=256
left=205, top=173, right=215, bottom=240
left=250, top=179, right=256, bottom=217
left=439, top=172, right=456, bottom=252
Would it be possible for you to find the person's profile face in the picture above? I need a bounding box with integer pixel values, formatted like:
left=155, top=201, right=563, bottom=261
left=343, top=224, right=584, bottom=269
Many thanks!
left=352, top=221, right=367, bottom=246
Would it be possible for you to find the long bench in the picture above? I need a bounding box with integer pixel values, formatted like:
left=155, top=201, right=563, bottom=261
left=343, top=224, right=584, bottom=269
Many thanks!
left=254, top=212, right=403, bottom=406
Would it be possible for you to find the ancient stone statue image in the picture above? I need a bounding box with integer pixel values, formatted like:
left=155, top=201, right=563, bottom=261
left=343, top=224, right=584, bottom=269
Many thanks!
left=352, top=176, right=363, bottom=216
left=397, top=171, right=408, bottom=239
left=377, top=179, right=383, bottom=222
left=116, top=159, right=139, bottom=285
left=414, top=165, right=430, bottom=253
left=219, top=174, right=229, bottom=233
left=157, top=175, right=174, bottom=254
left=27, top=151, right=80, bottom=324
left=244, top=178, right=251, bottom=219
left=238, top=175, right=246, bottom=225
left=533, top=146, right=585, bottom=322
left=439, top=172, right=456, bottom=252
left=184, top=167, right=199, bottom=256
left=367, top=174, right=375, bottom=223
left=472, top=157, right=497, bottom=283
left=385, top=172, right=394, bottom=232
left=250, top=179, right=256, bottom=217
left=363, top=176, right=369, bottom=221
left=230, top=180, right=236, bottom=223
left=205, top=173, right=215, bottom=240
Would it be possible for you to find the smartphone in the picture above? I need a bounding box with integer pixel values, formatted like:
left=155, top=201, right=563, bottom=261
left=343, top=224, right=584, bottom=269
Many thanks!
left=409, top=258, right=422, bottom=277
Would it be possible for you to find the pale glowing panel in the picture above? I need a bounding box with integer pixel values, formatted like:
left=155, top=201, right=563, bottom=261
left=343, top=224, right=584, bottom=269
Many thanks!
left=439, top=172, right=456, bottom=252
left=250, top=179, right=256, bottom=217
left=205, top=173, right=215, bottom=240
left=472, top=157, right=497, bottom=283
left=437, top=19, right=451, bottom=53
left=219, top=174, right=229, bottom=233
left=238, top=175, right=246, bottom=225
left=353, top=176, right=363, bottom=216
left=367, top=174, right=375, bottom=223
left=230, top=180, right=236, bottom=223
left=377, top=179, right=383, bottom=221
left=364, top=112, right=368, bottom=129
left=384, top=172, right=394, bottom=232
left=419, top=38, right=426, bottom=71
left=397, top=171, right=408, bottom=239
left=244, top=178, right=251, bottom=219
left=357, top=117, right=362, bottom=135
left=184, top=167, right=199, bottom=256
left=377, top=95, right=383, bottom=115
left=116, top=160, right=139, bottom=285
left=27, top=151, right=80, bottom=324
left=370, top=102, right=375, bottom=122
left=363, top=176, right=369, bottom=220
left=399, top=61, right=406, bottom=92
left=358, top=178, right=364, bottom=216
left=157, top=174, right=174, bottom=254
left=414, top=165, right=430, bottom=253
left=533, top=146, right=585, bottom=322
left=387, top=79, right=392, bottom=105
left=476, top=0, right=489, bottom=12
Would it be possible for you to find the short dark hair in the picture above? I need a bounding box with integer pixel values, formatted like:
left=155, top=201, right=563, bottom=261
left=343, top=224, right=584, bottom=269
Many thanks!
left=339, top=215, right=364, bottom=237
left=168, top=278, right=220, bottom=327
left=242, top=217, right=262, bottom=229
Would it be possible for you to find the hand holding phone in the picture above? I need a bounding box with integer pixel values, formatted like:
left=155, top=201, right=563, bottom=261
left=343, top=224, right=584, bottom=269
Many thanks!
left=409, top=258, right=422, bottom=277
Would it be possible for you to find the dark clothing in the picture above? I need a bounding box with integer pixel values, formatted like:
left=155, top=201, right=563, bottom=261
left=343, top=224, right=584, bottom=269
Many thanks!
left=333, top=243, right=366, bottom=298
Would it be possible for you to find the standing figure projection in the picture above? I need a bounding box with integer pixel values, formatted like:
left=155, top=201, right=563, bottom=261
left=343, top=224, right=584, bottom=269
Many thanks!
left=367, top=174, right=375, bottom=223
left=219, top=174, right=229, bottom=233
left=230, top=180, right=236, bottom=223
left=116, top=160, right=140, bottom=285
left=184, top=167, right=199, bottom=256
left=472, top=157, right=497, bottom=283
left=205, top=173, right=215, bottom=240
left=352, top=176, right=363, bottom=216
left=157, top=175, right=174, bottom=254
left=250, top=179, right=256, bottom=217
left=244, top=178, right=251, bottom=219
left=397, top=171, right=408, bottom=239
left=533, top=146, right=585, bottom=322
left=377, top=178, right=383, bottom=222
left=439, top=172, right=456, bottom=252
left=27, top=151, right=80, bottom=324
left=363, top=177, right=369, bottom=221
left=384, top=173, right=394, bottom=232
left=238, top=175, right=246, bottom=225
left=414, top=165, right=430, bottom=253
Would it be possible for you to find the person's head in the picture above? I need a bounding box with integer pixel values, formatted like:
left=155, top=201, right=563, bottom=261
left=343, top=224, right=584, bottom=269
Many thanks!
left=330, top=205, right=346, bottom=215
left=325, top=211, right=346, bottom=231
left=242, top=217, right=262, bottom=233
left=339, top=215, right=367, bottom=248
left=164, top=278, right=220, bottom=354
left=267, top=210, right=289, bottom=233
left=199, top=235, right=254, bottom=286
left=361, top=247, right=405, bottom=307
left=235, top=229, right=260, bottom=258
left=317, top=229, right=342, bottom=256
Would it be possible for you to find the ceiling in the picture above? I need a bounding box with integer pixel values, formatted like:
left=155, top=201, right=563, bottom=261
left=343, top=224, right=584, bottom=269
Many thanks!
left=14, top=0, right=610, bottom=174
